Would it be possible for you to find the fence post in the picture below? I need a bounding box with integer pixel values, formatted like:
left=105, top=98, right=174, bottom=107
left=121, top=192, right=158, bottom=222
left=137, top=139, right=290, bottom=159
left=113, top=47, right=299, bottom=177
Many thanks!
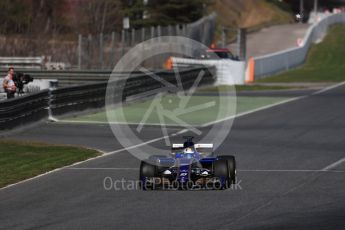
left=150, top=26, right=155, bottom=44
left=78, top=34, right=82, bottom=70
left=182, top=24, right=187, bottom=37
left=221, top=26, right=226, bottom=48
left=111, top=31, right=115, bottom=68
left=121, top=29, right=125, bottom=56
left=141, top=27, right=145, bottom=42
left=238, top=28, right=247, bottom=60
left=168, top=25, right=172, bottom=36
left=88, top=34, right=92, bottom=69
left=131, top=28, right=135, bottom=46
left=175, top=24, right=180, bottom=36
left=100, top=33, right=104, bottom=69
left=157, top=25, right=161, bottom=42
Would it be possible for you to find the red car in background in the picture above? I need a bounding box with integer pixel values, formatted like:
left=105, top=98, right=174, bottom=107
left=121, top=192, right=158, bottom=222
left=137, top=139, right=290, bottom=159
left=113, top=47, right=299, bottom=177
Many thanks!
left=201, top=48, right=238, bottom=60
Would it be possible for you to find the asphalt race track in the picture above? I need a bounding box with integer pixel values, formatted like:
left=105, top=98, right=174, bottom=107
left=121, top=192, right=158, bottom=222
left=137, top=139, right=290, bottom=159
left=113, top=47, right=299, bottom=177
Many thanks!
left=1, top=84, right=345, bottom=230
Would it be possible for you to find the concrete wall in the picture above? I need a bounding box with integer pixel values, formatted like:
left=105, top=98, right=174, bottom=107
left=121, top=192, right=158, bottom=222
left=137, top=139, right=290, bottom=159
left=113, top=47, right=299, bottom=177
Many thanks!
left=172, top=57, right=246, bottom=85
left=253, top=13, right=345, bottom=79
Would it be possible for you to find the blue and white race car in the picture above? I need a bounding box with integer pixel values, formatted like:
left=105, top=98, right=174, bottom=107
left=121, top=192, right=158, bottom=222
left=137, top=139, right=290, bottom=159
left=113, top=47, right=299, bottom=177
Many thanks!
left=139, top=137, right=236, bottom=190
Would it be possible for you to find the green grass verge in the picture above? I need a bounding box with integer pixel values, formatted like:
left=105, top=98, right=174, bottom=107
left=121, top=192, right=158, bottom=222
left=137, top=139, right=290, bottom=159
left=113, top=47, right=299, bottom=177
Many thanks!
left=65, top=95, right=289, bottom=126
left=0, top=140, right=101, bottom=188
left=257, top=25, right=345, bottom=83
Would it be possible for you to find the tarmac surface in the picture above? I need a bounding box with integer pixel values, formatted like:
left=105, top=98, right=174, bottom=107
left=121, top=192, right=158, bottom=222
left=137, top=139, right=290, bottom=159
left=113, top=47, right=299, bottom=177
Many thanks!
left=1, top=83, right=345, bottom=230
left=229, top=23, right=310, bottom=58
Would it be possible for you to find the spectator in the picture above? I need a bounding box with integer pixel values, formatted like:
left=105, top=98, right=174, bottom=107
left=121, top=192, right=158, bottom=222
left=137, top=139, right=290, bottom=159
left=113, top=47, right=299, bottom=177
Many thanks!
left=2, top=67, right=16, bottom=99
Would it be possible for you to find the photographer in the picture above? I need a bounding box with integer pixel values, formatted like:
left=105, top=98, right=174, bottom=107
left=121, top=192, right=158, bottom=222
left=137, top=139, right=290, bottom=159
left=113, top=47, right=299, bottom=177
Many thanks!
left=14, top=72, right=34, bottom=95
left=2, top=67, right=16, bottom=99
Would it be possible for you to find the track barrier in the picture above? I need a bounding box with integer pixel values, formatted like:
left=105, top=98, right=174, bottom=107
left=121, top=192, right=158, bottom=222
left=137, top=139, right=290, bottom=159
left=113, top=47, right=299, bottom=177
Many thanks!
left=0, top=66, right=215, bottom=131
left=253, top=13, right=345, bottom=80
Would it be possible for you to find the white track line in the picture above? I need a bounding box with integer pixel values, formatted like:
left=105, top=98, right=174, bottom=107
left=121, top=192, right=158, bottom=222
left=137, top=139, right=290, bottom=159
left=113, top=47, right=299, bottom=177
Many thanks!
left=60, top=97, right=304, bottom=127
left=0, top=151, right=106, bottom=191
left=65, top=168, right=345, bottom=173
left=60, top=80, right=345, bottom=127
left=321, top=157, right=345, bottom=171
left=312, top=81, right=345, bottom=95
left=2, top=81, right=345, bottom=190
left=103, top=129, right=186, bottom=155
left=68, top=167, right=138, bottom=170
left=202, top=96, right=304, bottom=127
left=239, top=169, right=345, bottom=173
left=59, top=120, right=188, bottom=127
left=0, top=130, right=188, bottom=191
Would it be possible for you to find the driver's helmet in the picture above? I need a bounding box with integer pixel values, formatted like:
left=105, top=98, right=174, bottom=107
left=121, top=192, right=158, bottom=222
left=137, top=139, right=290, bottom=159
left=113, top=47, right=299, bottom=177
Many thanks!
left=183, top=147, right=194, bottom=154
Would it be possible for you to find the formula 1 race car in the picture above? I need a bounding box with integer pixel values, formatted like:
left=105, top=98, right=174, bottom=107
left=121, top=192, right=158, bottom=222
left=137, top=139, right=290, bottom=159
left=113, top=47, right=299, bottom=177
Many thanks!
left=139, top=137, right=236, bottom=190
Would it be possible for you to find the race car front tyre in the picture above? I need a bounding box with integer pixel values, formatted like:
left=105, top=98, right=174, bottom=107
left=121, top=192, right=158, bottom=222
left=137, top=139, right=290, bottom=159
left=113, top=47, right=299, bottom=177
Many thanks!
left=140, top=161, right=157, bottom=177
left=218, top=155, right=236, bottom=185
left=213, top=159, right=228, bottom=189
left=140, top=161, right=157, bottom=190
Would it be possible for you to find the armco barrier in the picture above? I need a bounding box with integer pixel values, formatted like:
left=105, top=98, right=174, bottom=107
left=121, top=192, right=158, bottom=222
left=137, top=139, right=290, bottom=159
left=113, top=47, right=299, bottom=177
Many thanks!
left=0, top=70, right=145, bottom=88
left=0, top=90, right=49, bottom=131
left=254, top=13, right=345, bottom=79
left=50, top=82, right=108, bottom=116
left=50, top=67, right=215, bottom=117
left=0, top=67, right=215, bottom=131
left=0, top=56, right=44, bottom=70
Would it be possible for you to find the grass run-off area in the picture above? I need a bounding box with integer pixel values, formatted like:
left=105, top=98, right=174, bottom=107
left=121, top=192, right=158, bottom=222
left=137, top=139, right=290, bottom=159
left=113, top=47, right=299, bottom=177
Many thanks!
left=258, top=25, right=345, bottom=82
left=65, top=95, right=290, bottom=126
left=0, top=140, right=101, bottom=188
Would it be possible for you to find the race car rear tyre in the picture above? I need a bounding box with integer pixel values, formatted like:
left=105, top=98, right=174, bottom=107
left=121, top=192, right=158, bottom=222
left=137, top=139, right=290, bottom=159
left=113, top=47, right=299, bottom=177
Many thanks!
left=218, top=155, right=236, bottom=185
left=213, top=159, right=228, bottom=189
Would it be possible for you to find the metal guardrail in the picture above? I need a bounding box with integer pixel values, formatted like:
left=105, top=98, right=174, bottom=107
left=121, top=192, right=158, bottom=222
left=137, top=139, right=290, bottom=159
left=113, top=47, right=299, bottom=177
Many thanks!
left=0, top=70, right=152, bottom=88
left=50, top=82, right=108, bottom=116
left=50, top=67, right=215, bottom=117
left=0, top=67, right=215, bottom=131
left=0, top=56, right=44, bottom=70
left=0, top=90, right=49, bottom=130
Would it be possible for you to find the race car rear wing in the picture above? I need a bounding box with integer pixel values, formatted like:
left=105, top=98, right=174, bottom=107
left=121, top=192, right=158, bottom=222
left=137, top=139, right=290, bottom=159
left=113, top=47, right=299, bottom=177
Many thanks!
left=171, top=143, right=213, bottom=148
left=171, top=143, right=214, bottom=156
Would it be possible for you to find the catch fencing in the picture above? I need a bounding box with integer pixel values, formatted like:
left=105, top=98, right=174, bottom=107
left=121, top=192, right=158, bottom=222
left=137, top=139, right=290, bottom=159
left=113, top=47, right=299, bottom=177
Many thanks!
left=76, top=13, right=216, bottom=70
left=253, top=13, right=345, bottom=79
left=0, top=14, right=216, bottom=71
left=0, top=66, right=215, bottom=131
